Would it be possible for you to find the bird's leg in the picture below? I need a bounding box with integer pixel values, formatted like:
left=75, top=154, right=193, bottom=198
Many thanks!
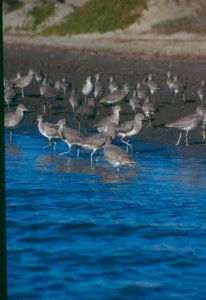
left=59, top=146, right=71, bottom=156
left=21, top=88, right=24, bottom=98
left=183, top=93, right=186, bottom=102
left=43, top=139, right=51, bottom=149
left=202, top=123, right=205, bottom=140
left=77, top=147, right=80, bottom=158
left=43, top=104, right=46, bottom=114
left=10, top=130, right=13, bottom=142
left=53, top=141, right=57, bottom=151
left=176, top=132, right=183, bottom=146
left=185, top=131, right=189, bottom=147
left=77, top=120, right=81, bottom=132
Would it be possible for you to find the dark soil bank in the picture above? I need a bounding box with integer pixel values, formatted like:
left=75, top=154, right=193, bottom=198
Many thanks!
left=3, top=43, right=206, bottom=156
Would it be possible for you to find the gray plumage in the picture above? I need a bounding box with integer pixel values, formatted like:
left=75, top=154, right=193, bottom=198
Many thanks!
left=165, top=106, right=206, bottom=146
left=4, top=104, right=28, bottom=141
left=40, top=80, right=62, bottom=114
left=129, top=90, right=142, bottom=113
left=94, top=105, right=121, bottom=133
left=57, top=119, right=85, bottom=156
left=116, top=113, right=145, bottom=150
left=99, top=83, right=129, bottom=106
left=108, top=75, right=119, bottom=93
left=78, top=122, right=116, bottom=161
left=103, top=136, right=136, bottom=169
left=14, top=69, right=36, bottom=98
left=172, top=74, right=187, bottom=102
left=94, top=73, right=103, bottom=98
left=197, top=80, right=206, bottom=105
left=69, top=88, right=82, bottom=112
left=37, top=115, right=60, bottom=150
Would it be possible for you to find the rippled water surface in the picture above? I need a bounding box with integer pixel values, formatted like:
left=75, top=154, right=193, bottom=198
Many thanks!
left=6, top=129, right=206, bottom=300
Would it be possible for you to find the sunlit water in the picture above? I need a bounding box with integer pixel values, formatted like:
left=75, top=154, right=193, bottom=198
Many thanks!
left=6, top=129, right=206, bottom=300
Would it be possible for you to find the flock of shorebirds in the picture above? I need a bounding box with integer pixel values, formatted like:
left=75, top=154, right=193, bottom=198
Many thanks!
left=4, top=68, right=206, bottom=170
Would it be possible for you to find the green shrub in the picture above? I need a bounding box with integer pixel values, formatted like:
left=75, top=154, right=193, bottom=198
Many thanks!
left=41, top=0, right=148, bottom=36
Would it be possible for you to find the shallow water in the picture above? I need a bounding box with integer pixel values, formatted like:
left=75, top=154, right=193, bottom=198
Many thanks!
left=6, top=129, right=206, bottom=300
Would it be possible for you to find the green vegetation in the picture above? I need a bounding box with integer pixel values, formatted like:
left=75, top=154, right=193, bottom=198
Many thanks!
left=4, top=0, right=24, bottom=12
left=28, top=3, right=56, bottom=31
left=152, top=16, right=206, bottom=34
left=41, top=0, right=148, bottom=36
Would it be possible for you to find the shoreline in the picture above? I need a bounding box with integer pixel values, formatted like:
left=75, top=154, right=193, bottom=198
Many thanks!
left=4, top=33, right=206, bottom=62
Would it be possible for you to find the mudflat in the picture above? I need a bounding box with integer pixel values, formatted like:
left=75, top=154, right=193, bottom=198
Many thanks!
left=3, top=42, right=206, bottom=156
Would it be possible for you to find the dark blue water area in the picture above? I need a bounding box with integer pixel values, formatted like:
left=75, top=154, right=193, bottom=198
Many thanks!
left=5, top=128, right=206, bottom=300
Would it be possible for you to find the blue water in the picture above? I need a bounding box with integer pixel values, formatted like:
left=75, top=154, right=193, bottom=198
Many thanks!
left=6, top=129, right=206, bottom=300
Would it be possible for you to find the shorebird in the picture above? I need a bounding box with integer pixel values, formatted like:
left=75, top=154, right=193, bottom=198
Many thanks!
left=165, top=106, right=206, bottom=146
left=116, top=113, right=145, bottom=151
left=147, top=74, right=161, bottom=97
left=141, top=97, right=156, bottom=128
left=14, top=69, right=36, bottom=98
left=69, top=88, right=82, bottom=112
left=197, top=80, right=206, bottom=105
left=4, top=104, right=28, bottom=141
left=94, top=105, right=121, bottom=133
left=172, top=74, right=187, bottom=102
left=129, top=90, right=141, bottom=113
left=202, top=112, right=206, bottom=140
left=4, top=79, right=17, bottom=111
left=35, top=70, right=44, bottom=85
left=61, top=76, right=71, bottom=95
left=136, top=81, right=149, bottom=100
left=94, top=73, right=103, bottom=98
left=103, top=136, right=136, bottom=171
left=99, top=83, right=129, bottom=106
left=74, top=97, right=96, bottom=132
left=10, top=72, right=22, bottom=85
left=82, top=76, right=93, bottom=104
left=57, top=119, right=85, bottom=156
left=108, top=75, right=119, bottom=93
left=37, top=115, right=60, bottom=150
left=166, top=71, right=174, bottom=92
left=78, top=122, right=116, bottom=162
left=40, top=80, right=62, bottom=114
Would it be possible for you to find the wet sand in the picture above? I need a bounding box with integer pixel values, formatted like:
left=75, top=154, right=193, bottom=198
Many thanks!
left=3, top=42, right=206, bottom=155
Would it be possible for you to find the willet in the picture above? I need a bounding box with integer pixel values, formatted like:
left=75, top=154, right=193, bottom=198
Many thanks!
left=99, top=83, right=129, bottom=106
left=69, top=88, right=82, bottom=112
left=78, top=122, right=116, bottom=162
left=136, top=81, right=149, bottom=100
left=103, top=136, right=136, bottom=171
left=197, top=80, right=206, bottom=105
left=165, top=106, right=206, bottom=146
left=35, top=70, right=44, bottom=85
left=40, top=80, right=62, bottom=114
left=61, top=76, right=71, bottom=95
left=108, top=75, right=119, bottom=93
left=10, top=72, right=22, bottom=85
left=94, top=73, right=103, bottom=98
left=172, top=74, right=187, bottom=102
left=94, top=105, right=121, bottom=133
left=129, top=90, right=141, bottom=113
left=4, top=79, right=17, bottom=111
left=4, top=104, right=28, bottom=141
left=116, top=113, right=145, bottom=151
left=82, top=76, right=93, bottom=104
left=147, top=74, right=161, bottom=97
left=166, top=71, right=174, bottom=92
left=57, top=119, right=85, bottom=156
left=37, top=115, right=60, bottom=150
left=74, top=97, right=96, bottom=132
left=202, top=111, right=206, bottom=140
left=14, top=69, right=36, bottom=98
left=141, top=97, right=156, bottom=128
